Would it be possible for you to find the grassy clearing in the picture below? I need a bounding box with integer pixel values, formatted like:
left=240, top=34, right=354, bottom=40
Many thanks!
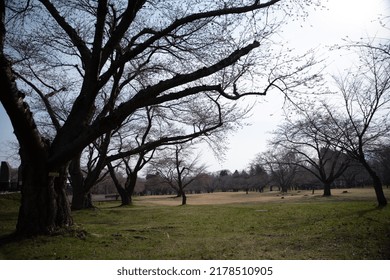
left=1, top=189, right=390, bottom=259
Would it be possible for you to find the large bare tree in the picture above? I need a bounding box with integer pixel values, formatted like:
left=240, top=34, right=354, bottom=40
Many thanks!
left=1, top=0, right=320, bottom=235
left=309, top=42, right=390, bottom=206
left=271, top=110, right=351, bottom=196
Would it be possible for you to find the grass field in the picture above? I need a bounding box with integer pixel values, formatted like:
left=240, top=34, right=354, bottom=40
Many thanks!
left=1, top=188, right=390, bottom=259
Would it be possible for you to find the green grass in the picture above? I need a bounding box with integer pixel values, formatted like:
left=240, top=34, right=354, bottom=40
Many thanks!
left=1, top=192, right=390, bottom=259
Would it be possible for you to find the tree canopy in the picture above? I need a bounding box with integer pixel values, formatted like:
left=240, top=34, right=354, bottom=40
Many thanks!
left=1, top=0, right=321, bottom=235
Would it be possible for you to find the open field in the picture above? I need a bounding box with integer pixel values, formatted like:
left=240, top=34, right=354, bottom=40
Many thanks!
left=1, top=188, right=390, bottom=259
left=131, top=188, right=389, bottom=206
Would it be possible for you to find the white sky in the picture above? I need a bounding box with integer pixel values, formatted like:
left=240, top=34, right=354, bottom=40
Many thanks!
left=203, top=0, right=390, bottom=173
left=1, top=0, right=389, bottom=171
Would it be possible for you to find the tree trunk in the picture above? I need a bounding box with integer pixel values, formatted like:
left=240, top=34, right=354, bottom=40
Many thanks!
left=117, top=185, right=130, bottom=206
left=181, top=192, right=187, bottom=205
left=107, top=162, right=131, bottom=206
left=16, top=159, right=73, bottom=235
left=323, top=182, right=331, bottom=197
left=370, top=171, right=387, bottom=206
left=124, top=172, right=139, bottom=205
left=361, top=160, right=387, bottom=206
left=71, top=188, right=93, bottom=210
left=1, top=42, right=73, bottom=235
left=72, top=133, right=111, bottom=209
left=69, top=155, right=94, bottom=210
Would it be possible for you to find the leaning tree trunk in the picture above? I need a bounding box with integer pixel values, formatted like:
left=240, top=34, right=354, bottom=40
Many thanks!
left=16, top=156, right=73, bottom=235
left=124, top=172, right=139, bottom=205
left=369, top=170, right=387, bottom=206
left=361, top=160, right=387, bottom=206
left=107, top=162, right=130, bottom=206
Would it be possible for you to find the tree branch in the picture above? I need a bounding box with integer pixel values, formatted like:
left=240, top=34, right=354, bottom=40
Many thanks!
left=38, top=0, right=91, bottom=65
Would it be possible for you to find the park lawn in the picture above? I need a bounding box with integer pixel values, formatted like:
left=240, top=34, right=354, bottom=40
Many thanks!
left=0, top=191, right=390, bottom=259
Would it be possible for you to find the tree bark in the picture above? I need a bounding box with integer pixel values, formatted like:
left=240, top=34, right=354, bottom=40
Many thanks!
left=181, top=192, right=187, bottom=205
left=124, top=172, right=139, bottom=204
left=361, top=159, right=387, bottom=206
left=323, top=182, right=331, bottom=197
left=107, top=162, right=131, bottom=206
left=71, top=187, right=93, bottom=210
left=117, top=185, right=130, bottom=206
left=69, top=155, right=94, bottom=210
left=16, top=157, right=73, bottom=235
left=1, top=26, right=73, bottom=235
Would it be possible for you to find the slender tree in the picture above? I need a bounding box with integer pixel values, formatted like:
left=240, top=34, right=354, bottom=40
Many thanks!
left=148, top=144, right=205, bottom=205
left=315, top=43, right=390, bottom=206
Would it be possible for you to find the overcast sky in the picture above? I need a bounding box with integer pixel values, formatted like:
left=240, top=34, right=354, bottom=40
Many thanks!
left=1, top=0, right=389, bottom=171
left=203, top=0, right=390, bottom=173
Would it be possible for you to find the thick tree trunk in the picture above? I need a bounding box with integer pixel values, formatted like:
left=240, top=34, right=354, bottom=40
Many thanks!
left=71, top=188, right=93, bottom=210
left=323, top=183, right=331, bottom=197
left=16, top=159, right=73, bottom=235
left=117, top=185, right=130, bottom=206
left=1, top=34, right=73, bottom=235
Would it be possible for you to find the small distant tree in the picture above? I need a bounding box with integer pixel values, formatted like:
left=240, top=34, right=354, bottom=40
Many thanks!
left=148, top=144, right=206, bottom=205
left=216, top=169, right=232, bottom=192
left=248, top=163, right=269, bottom=192
left=144, top=173, right=171, bottom=195
left=107, top=148, right=154, bottom=205
left=258, top=149, right=298, bottom=193
left=193, top=172, right=218, bottom=193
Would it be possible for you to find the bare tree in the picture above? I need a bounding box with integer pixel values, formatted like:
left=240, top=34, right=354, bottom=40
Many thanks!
left=1, top=0, right=321, bottom=235
left=103, top=97, right=238, bottom=205
left=248, top=162, right=269, bottom=192
left=148, top=144, right=206, bottom=205
left=257, top=148, right=298, bottom=193
left=314, top=43, right=390, bottom=206
left=190, top=172, right=218, bottom=193
left=68, top=131, right=113, bottom=210
left=107, top=146, right=155, bottom=206
left=144, top=173, right=172, bottom=195
left=271, top=111, right=351, bottom=196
